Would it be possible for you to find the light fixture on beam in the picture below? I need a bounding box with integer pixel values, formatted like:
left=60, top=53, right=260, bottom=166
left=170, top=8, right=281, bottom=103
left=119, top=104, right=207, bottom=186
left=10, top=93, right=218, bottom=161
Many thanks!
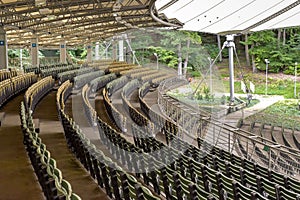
left=35, top=0, right=46, bottom=7
left=113, top=3, right=121, bottom=11
left=39, top=8, right=51, bottom=15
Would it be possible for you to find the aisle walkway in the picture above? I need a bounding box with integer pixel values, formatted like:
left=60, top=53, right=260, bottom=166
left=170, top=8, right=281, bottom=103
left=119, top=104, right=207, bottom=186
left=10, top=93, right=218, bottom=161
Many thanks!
left=33, top=91, right=109, bottom=200
left=0, top=94, right=44, bottom=200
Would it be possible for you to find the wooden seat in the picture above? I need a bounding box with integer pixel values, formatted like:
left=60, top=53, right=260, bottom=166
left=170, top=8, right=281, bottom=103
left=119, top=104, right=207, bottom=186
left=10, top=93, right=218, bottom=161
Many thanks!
left=0, top=112, right=5, bottom=126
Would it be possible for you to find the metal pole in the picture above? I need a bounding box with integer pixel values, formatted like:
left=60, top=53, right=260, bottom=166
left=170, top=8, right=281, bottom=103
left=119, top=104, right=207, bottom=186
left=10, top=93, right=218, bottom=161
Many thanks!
left=226, top=35, right=235, bottom=104
left=154, top=53, right=158, bottom=70
left=20, top=48, right=23, bottom=69
left=208, top=57, right=213, bottom=93
left=265, top=59, right=269, bottom=95
left=295, top=62, right=297, bottom=98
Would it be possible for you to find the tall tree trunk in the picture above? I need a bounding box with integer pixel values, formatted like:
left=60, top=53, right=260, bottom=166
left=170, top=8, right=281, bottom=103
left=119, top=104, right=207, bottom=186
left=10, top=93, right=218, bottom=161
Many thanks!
left=245, top=34, right=250, bottom=67
left=183, top=39, right=190, bottom=77
left=177, top=43, right=182, bottom=76
left=251, top=44, right=257, bottom=73
left=277, top=29, right=281, bottom=48
left=283, top=28, right=286, bottom=45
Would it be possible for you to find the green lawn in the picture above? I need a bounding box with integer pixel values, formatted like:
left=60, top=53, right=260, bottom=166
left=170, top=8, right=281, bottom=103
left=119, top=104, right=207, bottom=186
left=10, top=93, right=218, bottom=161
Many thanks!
left=222, top=78, right=300, bottom=99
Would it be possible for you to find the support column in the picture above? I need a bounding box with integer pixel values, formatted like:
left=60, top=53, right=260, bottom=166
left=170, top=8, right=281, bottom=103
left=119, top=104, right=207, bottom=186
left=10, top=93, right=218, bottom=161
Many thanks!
left=112, top=39, right=117, bottom=60
left=31, top=37, right=39, bottom=67
left=226, top=35, right=235, bottom=104
left=60, top=40, right=67, bottom=64
left=0, top=26, right=8, bottom=69
left=217, top=34, right=222, bottom=62
left=95, top=42, right=100, bottom=60
left=87, top=43, right=92, bottom=63
left=118, top=38, right=124, bottom=61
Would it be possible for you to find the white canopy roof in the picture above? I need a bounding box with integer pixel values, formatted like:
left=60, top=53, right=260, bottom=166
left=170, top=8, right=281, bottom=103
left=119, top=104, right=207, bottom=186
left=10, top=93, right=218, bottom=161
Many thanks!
left=155, top=0, right=300, bottom=34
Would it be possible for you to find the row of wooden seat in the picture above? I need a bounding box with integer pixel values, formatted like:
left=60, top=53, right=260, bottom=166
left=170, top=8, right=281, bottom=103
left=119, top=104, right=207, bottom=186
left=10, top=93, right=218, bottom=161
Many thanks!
left=57, top=67, right=95, bottom=85
left=121, top=79, right=154, bottom=133
left=20, top=76, right=80, bottom=200
left=139, top=82, right=178, bottom=135
left=78, top=75, right=218, bottom=200
left=130, top=69, right=158, bottom=80
left=0, top=72, right=37, bottom=108
left=73, top=70, right=104, bottom=89
left=140, top=72, right=166, bottom=83
left=89, top=73, right=117, bottom=93
left=108, top=64, right=137, bottom=74
left=20, top=103, right=80, bottom=200
left=106, top=76, right=128, bottom=96
left=0, top=68, right=18, bottom=82
left=103, top=88, right=127, bottom=132
left=40, top=65, right=80, bottom=79
left=81, top=74, right=117, bottom=126
left=151, top=74, right=175, bottom=85
left=81, top=85, right=98, bottom=126
left=120, top=67, right=149, bottom=76
left=56, top=80, right=161, bottom=200
left=24, top=76, right=55, bottom=113
left=39, top=63, right=69, bottom=70
left=95, top=112, right=216, bottom=200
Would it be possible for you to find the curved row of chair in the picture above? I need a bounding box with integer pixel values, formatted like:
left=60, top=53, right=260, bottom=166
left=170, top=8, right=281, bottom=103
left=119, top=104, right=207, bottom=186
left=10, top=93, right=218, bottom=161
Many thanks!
left=81, top=74, right=117, bottom=126
left=103, top=88, right=127, bottom=132
left=41, top=65, right=80, bottom=79
left=73, top=70, right=104, bottom=89
left=130, top=69, right=158, bottom=80
left=81, top=85, right=98, bottom=126
left=122, top=79, right=154, bottom=132
left=57, top=81, right=161, bottom=200
left=0, top=68, right=18, bottom=82
left=79, top=75, right=220, bottom=200
left=244, top=115, right=300, bottom=154
left=24, top=76, right=55, bottom=113
left=57, top=67, right=95, bottom=85
left=133, top=121, right=300, bottom=200
left=23, top=65, right=40, bottom=74
left=157, top=77, right=300, bottom=176
left=0, top=72, right=37, bottom=108
left=140, top=72, right=166, bottom=83
left=39, top=63, right=69, bottom=70
left=139, top=82, right=178, bottom=135
left=238, top=120, right=300, bottom=175
left=90, top=73, right=117, bottom=93
left=151, top=74, right=175, bottom=86
left=139, top=79, right=300, bottom=200
left=106, top=76, right=129, bottom=96
left=20, top=77, right=80, bottom=200
left=120, top=67, right=149, bottom=76
left=108, top=64, right=137, bottom=74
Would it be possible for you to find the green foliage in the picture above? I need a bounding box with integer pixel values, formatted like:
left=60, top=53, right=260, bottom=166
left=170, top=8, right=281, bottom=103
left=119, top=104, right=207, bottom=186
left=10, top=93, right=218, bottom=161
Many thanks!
left=190, top=70, right=201, bottom=77
left=8, top=49, right=19, bottom=58
left=241, top=29, right=300, bottom=74
left=147, top=46, right=177, bottom=68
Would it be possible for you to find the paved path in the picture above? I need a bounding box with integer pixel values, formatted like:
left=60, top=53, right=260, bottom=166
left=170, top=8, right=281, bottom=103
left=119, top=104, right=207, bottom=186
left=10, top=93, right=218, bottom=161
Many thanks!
left=223, top=94, right=284, bottom=127
left=34, top=91, right=110, bottom=200
left=0, top=94, right=44, bottom=200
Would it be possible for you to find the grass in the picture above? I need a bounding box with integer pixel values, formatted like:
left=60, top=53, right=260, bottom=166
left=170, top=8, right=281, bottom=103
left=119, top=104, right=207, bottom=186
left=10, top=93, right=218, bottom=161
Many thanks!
left=246, top=99, right=300, bottom=129
left=239, top=97, right=260, bottom=108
